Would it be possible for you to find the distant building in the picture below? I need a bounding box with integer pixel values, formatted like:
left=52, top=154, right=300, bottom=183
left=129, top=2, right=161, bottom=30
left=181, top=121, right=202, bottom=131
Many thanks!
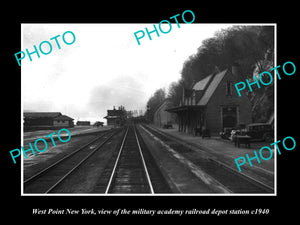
left=24, top=112, right=74, bottom=130
left=104, top=106, right=126, bottom=127
left=53, top=115, right=74, bottom=127
left=76, top=121, right=91, bottom=126
left=93, top=121, right=104, bottom=127
left=153, top=100, right=176, bottom=127
left=167, top=67, right=252, bottom=136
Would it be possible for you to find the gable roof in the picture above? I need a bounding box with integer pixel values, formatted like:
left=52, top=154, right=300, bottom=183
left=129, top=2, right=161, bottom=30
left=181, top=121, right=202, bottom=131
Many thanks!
left=154, top=100, right=170, bottom=115
left=197, top=69, right=228, bottom=106
left=166, top=68, right=233, bottom=113
left=192, top=74, right=213, bottom=91
left=53, top=115, right=74, bottom=121
left=24, top=112, right=62, bottom=119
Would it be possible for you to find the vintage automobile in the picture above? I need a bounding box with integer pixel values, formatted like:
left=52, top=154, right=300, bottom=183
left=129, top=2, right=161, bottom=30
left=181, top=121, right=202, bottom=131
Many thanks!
left=244, top=123, right=274, bottom=142
left=229, top=123, right=273, bottom=142
left=93, top=121, right=104, bottom=127
left=163, top=122, right=173, bottom=129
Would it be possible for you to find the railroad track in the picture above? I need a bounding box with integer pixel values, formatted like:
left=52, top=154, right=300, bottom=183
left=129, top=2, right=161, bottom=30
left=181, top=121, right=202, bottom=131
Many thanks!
left=23, top=129, right=120, bottom=194
left=141, top=124, right=274, bottom=194
left=95, top=125, right=172, bottom=194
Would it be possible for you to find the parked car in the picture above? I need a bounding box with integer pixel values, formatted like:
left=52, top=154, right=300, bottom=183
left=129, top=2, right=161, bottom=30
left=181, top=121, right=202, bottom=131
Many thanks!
left=163, top=123, right=173, bottom=129
left=245, top=123, right=274, bottom=142
left=229, top=123, right=273, bottom=142
left=94, top=121, right=104, bottom=127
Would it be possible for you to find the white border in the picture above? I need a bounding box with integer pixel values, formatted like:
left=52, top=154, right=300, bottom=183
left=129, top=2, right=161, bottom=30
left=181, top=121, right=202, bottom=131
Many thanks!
left=21, top=23, right=277, bottom=196
left=274, top=22, right=277, bottom=196
left=21, top=25, right=24, bottom=195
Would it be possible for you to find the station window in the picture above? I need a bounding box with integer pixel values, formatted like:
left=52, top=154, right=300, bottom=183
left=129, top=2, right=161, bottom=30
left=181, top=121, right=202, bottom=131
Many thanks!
left=226, top=81, right=233, bottom=96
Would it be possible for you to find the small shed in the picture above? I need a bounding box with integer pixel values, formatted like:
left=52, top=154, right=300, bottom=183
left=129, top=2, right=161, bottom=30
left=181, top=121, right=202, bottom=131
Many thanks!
left=76, top=121, right=91, bottom=126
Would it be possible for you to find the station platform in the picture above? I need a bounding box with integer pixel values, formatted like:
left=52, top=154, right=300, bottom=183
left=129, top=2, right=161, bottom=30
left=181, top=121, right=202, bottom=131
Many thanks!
left=23, top=126, right=111, bottom=143
left=151, top=124, right=275, bottom=189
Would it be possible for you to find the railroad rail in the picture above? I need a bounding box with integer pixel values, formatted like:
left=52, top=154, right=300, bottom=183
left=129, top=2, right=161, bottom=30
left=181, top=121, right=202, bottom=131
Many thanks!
left=24, top=129, right=120, bottom=194
left=141, top=124, right=274, bottom=194
left=104, top=125, right=165, bottom=194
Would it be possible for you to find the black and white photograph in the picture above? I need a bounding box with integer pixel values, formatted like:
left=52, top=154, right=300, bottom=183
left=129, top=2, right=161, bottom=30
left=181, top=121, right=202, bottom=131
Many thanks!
left=20, top=23, right=275, bottom=195
left=4, top=4, right=298, bottom=220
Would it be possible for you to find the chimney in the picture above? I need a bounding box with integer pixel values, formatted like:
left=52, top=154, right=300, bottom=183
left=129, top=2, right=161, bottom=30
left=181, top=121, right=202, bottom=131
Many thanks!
left=214, top=65, right=220, bottom=74
left=231, top=62, right=239, bottom=78
left=182, top=86, right=185, bottom=106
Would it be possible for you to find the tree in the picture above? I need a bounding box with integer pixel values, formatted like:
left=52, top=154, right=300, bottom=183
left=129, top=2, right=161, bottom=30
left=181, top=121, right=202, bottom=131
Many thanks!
left=180, top=26, right=274, bottom=87
left=167, top=79, right=184, bottom=107
left=145, top=88, right=166, bottom=122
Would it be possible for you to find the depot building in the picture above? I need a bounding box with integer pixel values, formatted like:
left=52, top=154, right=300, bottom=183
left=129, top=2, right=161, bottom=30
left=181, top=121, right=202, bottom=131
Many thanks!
left=24, top=112, right=74, bottom=131
left=166, top=67, right=252, bottom=136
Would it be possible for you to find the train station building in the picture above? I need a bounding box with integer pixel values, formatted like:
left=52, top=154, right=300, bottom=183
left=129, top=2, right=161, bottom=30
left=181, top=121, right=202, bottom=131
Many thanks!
left=104, top=106, right=127, bottom=127
left=166, top=68, right=252, bottom=136
left=153, top=100, right=176, bottom=128
left=24, top=112, right=74, bottom=130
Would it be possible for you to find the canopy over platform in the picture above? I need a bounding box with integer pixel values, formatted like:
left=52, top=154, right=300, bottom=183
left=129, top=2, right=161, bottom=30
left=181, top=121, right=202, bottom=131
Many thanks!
left=166, top=105, right=204, bottom=113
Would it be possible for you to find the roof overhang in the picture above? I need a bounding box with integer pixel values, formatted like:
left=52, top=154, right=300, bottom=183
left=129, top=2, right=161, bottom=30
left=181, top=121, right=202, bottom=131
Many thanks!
left=104, top=115, right=120, bottom=119
left=166, top=105, right=204, bottom=113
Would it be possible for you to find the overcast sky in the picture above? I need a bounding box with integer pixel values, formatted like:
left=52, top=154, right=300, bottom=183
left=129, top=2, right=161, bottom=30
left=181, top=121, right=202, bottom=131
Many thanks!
left=21, top=23, right=232, bottom=123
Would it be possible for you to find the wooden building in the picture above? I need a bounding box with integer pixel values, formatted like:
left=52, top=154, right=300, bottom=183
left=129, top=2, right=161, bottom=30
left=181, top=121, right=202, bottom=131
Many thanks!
left=76, top=121, right=91, bottom=126
left=167, top=68, right=252, bottom=136
left=104, top=106, right=126, bottom=127
left=153, top=100, right=176, bottom=127
left=53, top=115, right=74, bottom=127
left=24, top=112, right=74, bottom=130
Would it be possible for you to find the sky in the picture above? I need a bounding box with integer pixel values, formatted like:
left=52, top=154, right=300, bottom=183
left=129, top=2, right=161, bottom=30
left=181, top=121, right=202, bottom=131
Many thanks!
left=22, top=23, right=232, bottom=123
